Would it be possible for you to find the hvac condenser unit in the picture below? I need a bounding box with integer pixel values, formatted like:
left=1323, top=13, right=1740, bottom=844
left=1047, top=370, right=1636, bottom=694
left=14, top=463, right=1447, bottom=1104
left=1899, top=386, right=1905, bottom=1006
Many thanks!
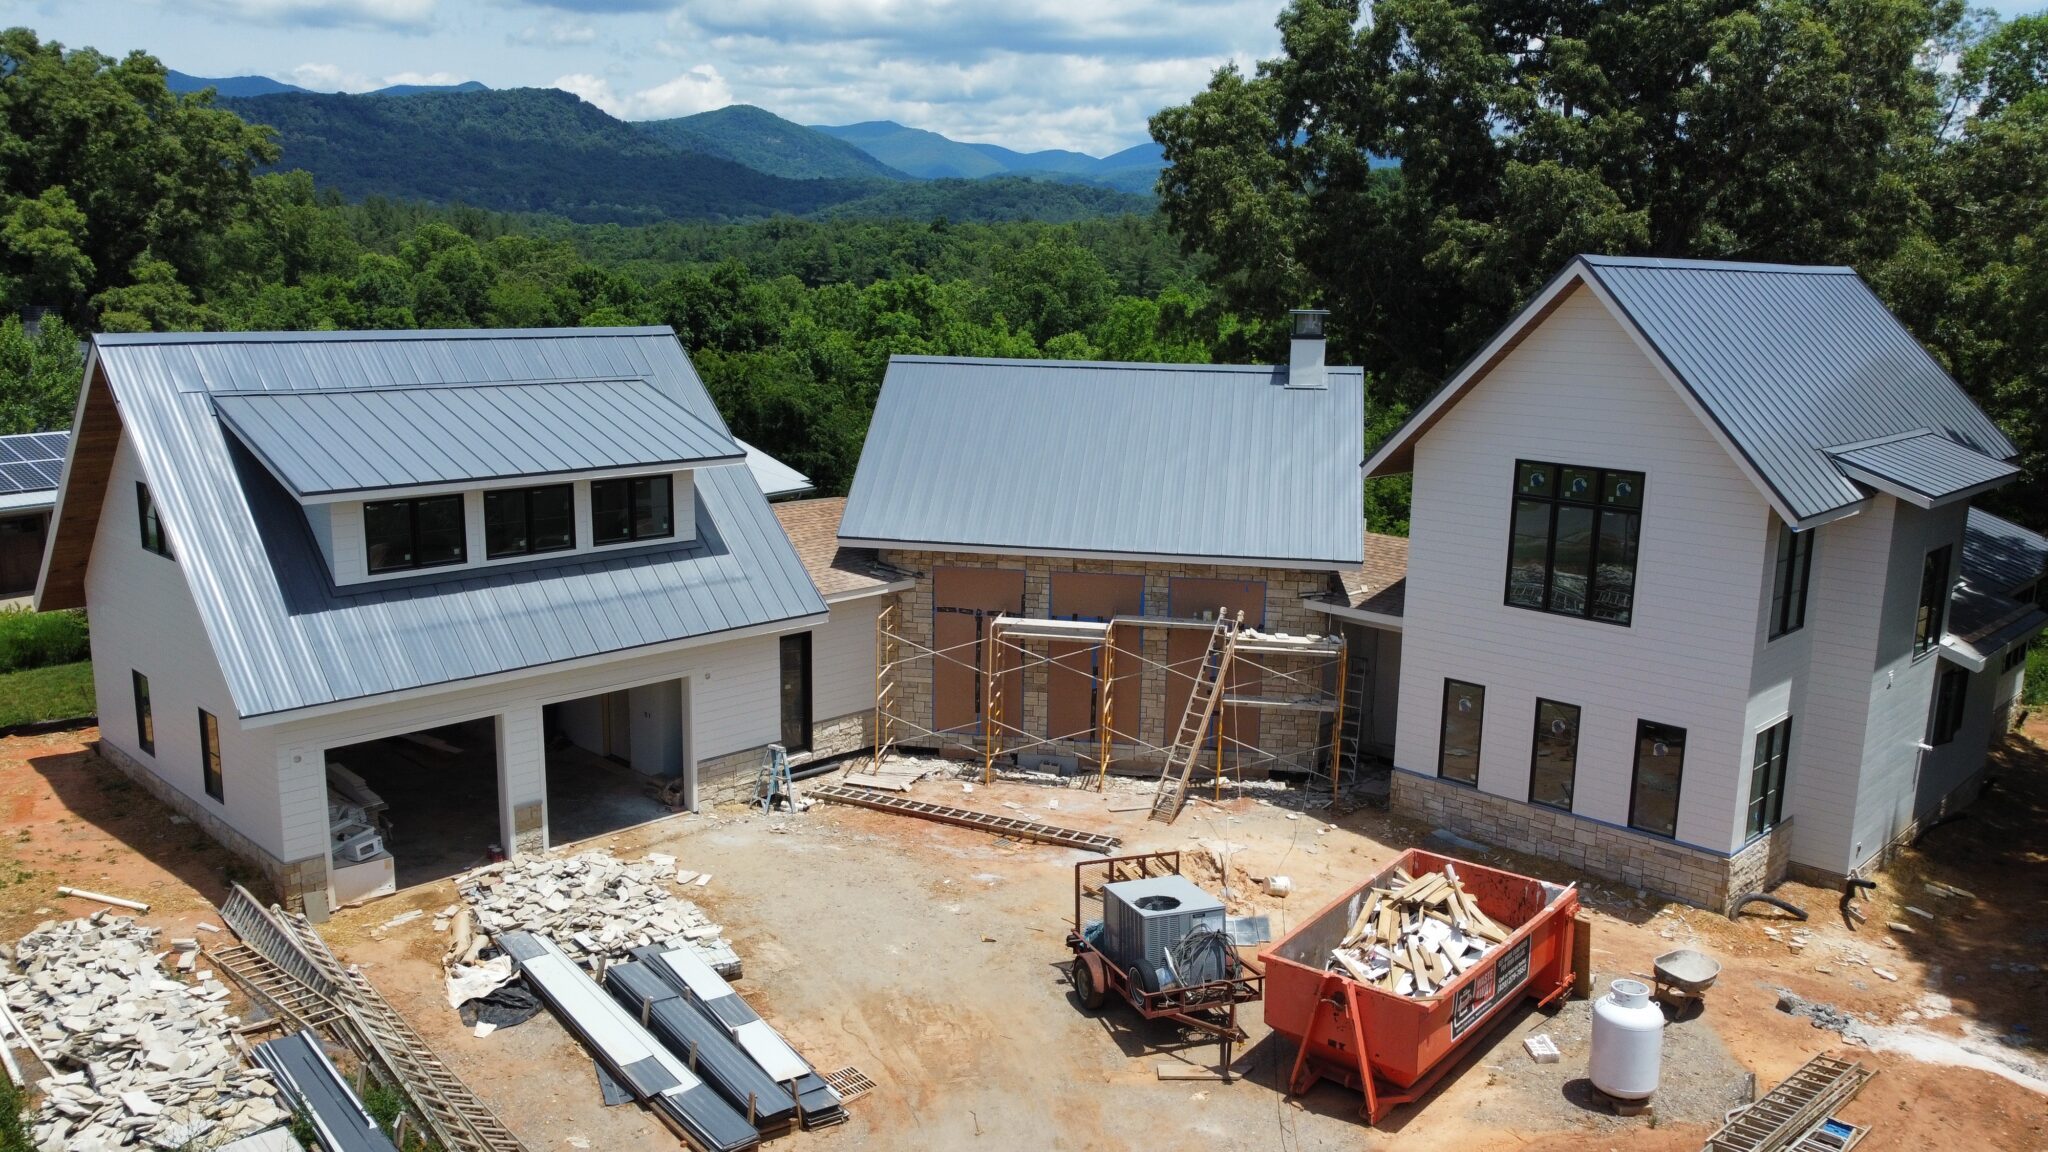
left=1101, top=874, right=1227, bottom=992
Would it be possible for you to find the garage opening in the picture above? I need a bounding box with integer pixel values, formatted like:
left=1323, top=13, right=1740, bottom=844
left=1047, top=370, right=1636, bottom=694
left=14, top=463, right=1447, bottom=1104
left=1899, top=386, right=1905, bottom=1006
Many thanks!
left=325, top=717, right=498, bottom=896
left=543, top=680, right=686, bottom=845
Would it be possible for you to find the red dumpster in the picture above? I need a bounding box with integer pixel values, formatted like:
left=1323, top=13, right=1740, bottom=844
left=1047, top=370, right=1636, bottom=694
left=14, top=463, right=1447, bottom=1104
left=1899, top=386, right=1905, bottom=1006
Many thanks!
left=1259, top=848, right=1580, bottom=1122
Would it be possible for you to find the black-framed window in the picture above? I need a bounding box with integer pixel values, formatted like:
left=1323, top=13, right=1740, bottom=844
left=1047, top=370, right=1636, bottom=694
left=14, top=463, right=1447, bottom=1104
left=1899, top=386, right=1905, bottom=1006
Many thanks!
left=779, top=632, right=813, bottom=754
left=137, top=482, right=172, bottom=559
left=199, top=708, right=223, bottom=802
left=364, top=494, right=467, bottom=574
left=591, top=476, right=674, bottom=546
left=1914, top=544, right=1952, bottom=656
left=1438, top=680, right=1484, bottom=785
left=1628, top=720, right=1685, bottom=838
left=132, top=671, right=154, bottom=756
left=1769, top=520, right=1815, bottom=639
left=1505, top=460, right=1643, bottom=626
left=1747, top=717, right=1792, bottom=838
left=1528, top=698, right=1580, bottom=811
left=1930, top=665, right=1967, bottom=745
left=484, top=485, right=575, bottom=560
left=2004, top=642, right=2029, bottom=673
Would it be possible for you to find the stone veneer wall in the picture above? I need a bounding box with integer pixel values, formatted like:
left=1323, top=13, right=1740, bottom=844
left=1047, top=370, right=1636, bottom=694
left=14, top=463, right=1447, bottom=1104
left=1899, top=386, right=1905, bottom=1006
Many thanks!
left=95, top=739, right=325, bottom=912
left=876, top=550, right=1338, bottom=774
left=1392, top=769, right=1792, bottom=914
left=697, top=709, right=872, bottom=806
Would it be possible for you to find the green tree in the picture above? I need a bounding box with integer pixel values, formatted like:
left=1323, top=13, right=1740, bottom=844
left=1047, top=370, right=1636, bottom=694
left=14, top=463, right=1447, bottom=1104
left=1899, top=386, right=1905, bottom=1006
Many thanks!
left=0, top=313, right=82, bottom=433
left=93, top=257, right=218, bottom=332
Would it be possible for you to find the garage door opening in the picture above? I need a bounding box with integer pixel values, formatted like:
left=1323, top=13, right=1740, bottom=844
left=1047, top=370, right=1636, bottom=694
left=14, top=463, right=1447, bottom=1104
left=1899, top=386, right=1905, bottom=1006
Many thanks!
left=544, top=680, right=687, bottom=845
left=326, top=717, right=499, bottom=895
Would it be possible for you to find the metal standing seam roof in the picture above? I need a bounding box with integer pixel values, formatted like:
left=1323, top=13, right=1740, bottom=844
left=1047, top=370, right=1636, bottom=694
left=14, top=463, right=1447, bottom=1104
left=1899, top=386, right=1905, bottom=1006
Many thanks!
left=838, top=356, right=1366, bottom=567
left=89, top=328, right=825, bottom=719
left=1578, top=256, right=2016, bottom=522
left=214, top=379, right=743, bottom=496
left=1962, top=507, right=2048, bottom=594
left=1826, top=431, right=2017, bottom=505
left=0, top=430, right=68, bottom=495
left=736, top=437, right=812, bottom=498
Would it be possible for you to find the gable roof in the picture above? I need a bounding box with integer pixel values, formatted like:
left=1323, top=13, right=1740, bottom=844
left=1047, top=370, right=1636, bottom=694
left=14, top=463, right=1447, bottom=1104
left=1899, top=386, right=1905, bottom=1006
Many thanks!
left=1366, top=256, right=2016, bottom=525
left=46, top=328, right=824, bottom=720
left=737, top=438, right=812, bottom=499
left=1826, top=431, right=2017, bottom=509
left=839, top=356, right=1366, bottom=568
left=0, top=430, right=67, bottom=513
left=1962, top=507, right=2048, bottom=595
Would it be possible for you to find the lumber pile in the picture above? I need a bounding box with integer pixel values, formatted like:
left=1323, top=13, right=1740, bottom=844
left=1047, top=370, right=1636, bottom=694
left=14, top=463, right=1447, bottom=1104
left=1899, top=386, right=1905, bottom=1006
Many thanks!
left=1, top=913, right=293, bottom=1152
left=457, top=849, right=741, bottom=977
left=1327, top=864, right=1511, bottom=998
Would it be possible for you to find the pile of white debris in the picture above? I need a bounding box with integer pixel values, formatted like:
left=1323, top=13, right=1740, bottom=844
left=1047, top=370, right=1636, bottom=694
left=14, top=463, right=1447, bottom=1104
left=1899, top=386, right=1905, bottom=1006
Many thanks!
left=1, top=913, right=292, bottom=1152
left=456, top=849, right=740, bottom=976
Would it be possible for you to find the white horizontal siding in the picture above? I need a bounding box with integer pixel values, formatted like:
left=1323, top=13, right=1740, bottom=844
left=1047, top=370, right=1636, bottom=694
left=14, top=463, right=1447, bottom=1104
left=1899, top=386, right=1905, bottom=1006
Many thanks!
left=1394, top=286, right=1770, bottom=853
left=809, top=598, right=879, bottom=722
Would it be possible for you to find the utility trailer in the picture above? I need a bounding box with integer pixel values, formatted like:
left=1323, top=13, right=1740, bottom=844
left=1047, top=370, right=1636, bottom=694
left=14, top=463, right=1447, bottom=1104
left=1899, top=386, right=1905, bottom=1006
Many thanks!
left=1064, top=851, right=1264, bottom=1075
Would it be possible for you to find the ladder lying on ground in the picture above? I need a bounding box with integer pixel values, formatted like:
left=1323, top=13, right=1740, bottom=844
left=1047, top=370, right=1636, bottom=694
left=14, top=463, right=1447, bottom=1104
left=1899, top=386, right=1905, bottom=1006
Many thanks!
left=1149, top=611, right=1242, bottom=824
left=1704, top=1053, right=1874, bottom=1152
left=809, top=783, right=1122, bottom=852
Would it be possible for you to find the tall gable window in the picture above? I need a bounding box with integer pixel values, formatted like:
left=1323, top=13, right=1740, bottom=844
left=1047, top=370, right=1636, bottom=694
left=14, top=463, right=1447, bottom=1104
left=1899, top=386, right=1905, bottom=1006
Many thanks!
left=1506, top=461, right=1643, bottom=626
left=1527, top=698, right=1580, bottom=811
left=137, top=483, right=172, bottom=559
left=199, top=709, right=223, bottom=802
left=591, top=476, right=673, bottom=546
left=1747, top=717, right=1792, bottom=837
left=1930, top=665, right=1967, bottom=744
left=132, top=672, right=154, bottom=756
left=484, top=485, right=575, bottom=559
left=1914, top=545, right=1952, bottom=656
left=364, top=494, right=467, bottom=574
left=1628, top=720, right=1685, bottom=838
left=1437, top=680, right=1484, bottom=785
left=1769, top=521, right=1815, bottom=639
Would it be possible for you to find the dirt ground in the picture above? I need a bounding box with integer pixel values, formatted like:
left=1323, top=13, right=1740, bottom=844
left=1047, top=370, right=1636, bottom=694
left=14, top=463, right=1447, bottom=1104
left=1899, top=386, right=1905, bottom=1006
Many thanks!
left=3, top=726, right=2045, bottom=1150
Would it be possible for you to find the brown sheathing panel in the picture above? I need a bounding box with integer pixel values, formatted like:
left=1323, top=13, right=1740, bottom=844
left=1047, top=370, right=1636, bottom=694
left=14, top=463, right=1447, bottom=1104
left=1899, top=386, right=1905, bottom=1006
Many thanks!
left=932, top=566, right=1026, bottom=733
left=1045, top=572, right=1144, bottom=743
left=37, top=363, right=121, bottom=610
left=1164, top=576, right=1266, bottom=747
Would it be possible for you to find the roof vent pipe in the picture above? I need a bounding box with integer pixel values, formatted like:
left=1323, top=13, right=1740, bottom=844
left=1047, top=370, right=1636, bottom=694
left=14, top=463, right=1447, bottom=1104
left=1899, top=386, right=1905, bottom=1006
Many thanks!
left=1287, top=309, right=1329, bottom=389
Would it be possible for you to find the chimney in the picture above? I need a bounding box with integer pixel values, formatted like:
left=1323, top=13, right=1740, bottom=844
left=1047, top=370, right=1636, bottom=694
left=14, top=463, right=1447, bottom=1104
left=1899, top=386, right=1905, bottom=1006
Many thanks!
left=1287, top=308, right=1329, bottom=389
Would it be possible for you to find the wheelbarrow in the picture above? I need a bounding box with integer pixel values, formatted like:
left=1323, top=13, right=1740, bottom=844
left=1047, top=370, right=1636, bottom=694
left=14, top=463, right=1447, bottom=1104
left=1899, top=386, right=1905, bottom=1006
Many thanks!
left=1647, top=948, right=1721, bottom=1012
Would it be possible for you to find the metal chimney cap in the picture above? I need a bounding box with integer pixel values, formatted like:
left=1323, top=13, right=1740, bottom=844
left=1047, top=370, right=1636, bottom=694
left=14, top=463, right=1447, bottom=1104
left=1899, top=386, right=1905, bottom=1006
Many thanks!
left=1289, top=309, right=1330, bottom=339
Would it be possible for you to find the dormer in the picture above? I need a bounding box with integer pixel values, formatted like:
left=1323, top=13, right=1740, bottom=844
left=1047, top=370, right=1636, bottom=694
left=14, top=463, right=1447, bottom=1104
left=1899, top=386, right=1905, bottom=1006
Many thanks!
left=213, top=377, right=744, bottom=588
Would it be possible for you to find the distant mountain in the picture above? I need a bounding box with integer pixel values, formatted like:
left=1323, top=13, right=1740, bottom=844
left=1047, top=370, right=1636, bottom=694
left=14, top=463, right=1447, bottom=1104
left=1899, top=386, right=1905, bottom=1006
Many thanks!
left=816, top=176, right=1152, bottom=222
left=365, top=80, right=489, bottom=97
left=637, top=105, right=909, bottom=181
left=814, top=121, right=1164, bottom=194
left=168, top=71, right=488, bottom=99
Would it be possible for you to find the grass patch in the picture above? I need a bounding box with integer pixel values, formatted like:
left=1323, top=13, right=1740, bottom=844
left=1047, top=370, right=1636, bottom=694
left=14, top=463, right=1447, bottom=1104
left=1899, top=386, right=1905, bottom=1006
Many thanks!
left=0, top=660, right=94, bottom=728
left=2026, top=642, right=2046, bottom=708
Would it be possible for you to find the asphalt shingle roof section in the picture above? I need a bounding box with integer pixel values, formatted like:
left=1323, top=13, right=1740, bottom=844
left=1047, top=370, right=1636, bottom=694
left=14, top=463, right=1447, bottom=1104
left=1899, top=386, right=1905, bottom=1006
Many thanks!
left=215, top=380, right=742, bottom=497
left=90, top=328, right=825, bottom=719
left=1962, top=508, right=2048, bottom=594
left=772, top=497, right=908, bottom=600
left=839, top=356, right=1366, bottom=568
left=1580, top=256, right=2015, bottom=522
left=0, top=430, right=67, bottom=495
left=1826, top=432, right=2018, bottom=506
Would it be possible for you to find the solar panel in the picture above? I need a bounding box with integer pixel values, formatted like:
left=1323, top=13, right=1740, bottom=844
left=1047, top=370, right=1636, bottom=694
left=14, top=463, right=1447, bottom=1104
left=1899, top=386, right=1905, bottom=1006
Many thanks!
left=0, top=459, right=61, bottom=495
left=0, top=442, right=23, bottom=465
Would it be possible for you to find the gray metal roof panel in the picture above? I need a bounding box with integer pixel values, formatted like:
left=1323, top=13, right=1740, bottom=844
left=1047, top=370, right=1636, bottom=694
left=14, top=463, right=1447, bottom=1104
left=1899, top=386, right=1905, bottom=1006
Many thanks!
left=1963, top=508, right=2048, bottom=594
left=839, top=357, right=1365, bottom=566
left=1580, top=256, right=2016, bottom=521
left=93, top=329, right=824, bottom=718
left=736, top=438, right=812, bottom=497
left=1826, top=432, right=2017, bottom=502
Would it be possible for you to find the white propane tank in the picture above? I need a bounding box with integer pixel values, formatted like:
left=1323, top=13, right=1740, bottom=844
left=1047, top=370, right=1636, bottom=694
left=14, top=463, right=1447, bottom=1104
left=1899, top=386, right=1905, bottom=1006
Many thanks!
left=1589, top=978, right=1664, bottom=1100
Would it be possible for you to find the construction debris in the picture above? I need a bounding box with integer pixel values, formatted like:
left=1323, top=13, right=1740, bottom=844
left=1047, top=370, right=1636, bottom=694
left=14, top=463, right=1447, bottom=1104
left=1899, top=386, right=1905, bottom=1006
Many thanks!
left=1324, top=863, right=1509, bottom=997
left=458, top=850, right=740, bottom=976
left=1523, top=1033, right=1561, bottom=1064
left=2, top=914, right=291, bottom=1152
left=54, top=887, right=150, bottom=913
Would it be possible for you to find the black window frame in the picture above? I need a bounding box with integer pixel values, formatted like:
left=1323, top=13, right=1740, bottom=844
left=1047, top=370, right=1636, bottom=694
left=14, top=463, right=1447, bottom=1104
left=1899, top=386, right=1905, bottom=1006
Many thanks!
left=1437, top=679, right=1485, bottom=786
left=1628, top=719, right=1686, bottom=839
left=483, top=484, right=577, bottom=560
left=779, top=631, right=813, bottom=754
left=132, top=670, right=154, bottom=756
left=1914, top=544, right=1952, bottom=657
left=1527, top=698, right=1581, bottom=811
left=1768, top=520, right=1815, bottom=640
left=1747, top=716, right=1792, bottom=838
left=137, top=482, right=172, bottom=559
left=363, top=493, right=469, bottom=575
left=1503, top=460, right=1644, bottom=627
left=1930, top=664, right=1968, bottom=745
left=2004, top=641, right=2028, bottom=673
left=590, top=475, right=675, bottom=547
left=199, top=708, right=223, bottom=802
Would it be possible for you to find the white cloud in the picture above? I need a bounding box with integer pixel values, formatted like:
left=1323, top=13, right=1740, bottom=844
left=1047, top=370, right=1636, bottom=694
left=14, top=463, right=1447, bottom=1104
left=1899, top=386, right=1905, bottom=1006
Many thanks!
left=191, top=0, right=436, bottom=30
left=285, top=62, right=471, bottom=92
left=512, top=21, right=598, bottom=46
left=552, top=64, right=733, bottom=119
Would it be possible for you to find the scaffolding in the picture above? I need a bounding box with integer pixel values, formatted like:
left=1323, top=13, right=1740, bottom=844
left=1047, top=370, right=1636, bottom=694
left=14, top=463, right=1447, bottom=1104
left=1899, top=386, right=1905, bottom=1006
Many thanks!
left=862, top=601, right=1350, bottom=812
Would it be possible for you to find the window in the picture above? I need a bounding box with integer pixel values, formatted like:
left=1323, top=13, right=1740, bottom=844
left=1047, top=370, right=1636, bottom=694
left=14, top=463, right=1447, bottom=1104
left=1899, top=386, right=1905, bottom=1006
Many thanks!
left=1505, top=460, right=1643, bottom=626
left=779, top=632, right=812, bottom=754
left=1769, top=521, right=1815, bottom=639
left=364, top=494, right=467, bottom=574
left=2005, top=642, right=2029, bottom=673
left=484, top=485, right=575, bottom=559
left=1747, top=717, right=1792, bottom=838
left=1438, top=680, right=1485, bottom=785
left=1914, top=545, right=1952, bottom=656
left=1930, top=665, right=1967, bottom=745
left=591, top=476, right=673, bottom=546
left=132, top=672, right=154, bottom=756
left=137, top=483, right=172, bottom=558
left=199, top=709, right=223, bottom=801
left=1527, top=699, right=1580, bottom=811
left=1628, top=720, right=1685, bottom=838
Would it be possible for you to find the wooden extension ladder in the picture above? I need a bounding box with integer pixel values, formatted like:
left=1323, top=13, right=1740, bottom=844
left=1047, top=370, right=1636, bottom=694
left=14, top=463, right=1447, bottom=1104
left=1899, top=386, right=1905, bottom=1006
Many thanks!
left=1150, top=611, right=1242, bottom=824
left=810, top=783, right=1122, bottom=852
left=1705, top=1053, right=1874, bottom=1152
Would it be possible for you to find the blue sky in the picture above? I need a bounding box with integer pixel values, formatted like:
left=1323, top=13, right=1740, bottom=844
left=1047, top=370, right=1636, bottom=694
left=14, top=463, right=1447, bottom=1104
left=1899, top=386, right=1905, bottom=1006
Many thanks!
left=6, top=0, right=1288, bottom=155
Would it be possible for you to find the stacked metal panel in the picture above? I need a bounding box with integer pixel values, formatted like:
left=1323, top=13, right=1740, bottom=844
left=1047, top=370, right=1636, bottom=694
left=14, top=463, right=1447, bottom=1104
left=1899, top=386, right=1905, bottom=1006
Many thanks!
left=250, top=1029, right=400, bottom=1152
left=497, top=932, right=758, bottom=1152
left=632, top=944, right=846, bottom=1128
left=603, top=962, right=798, bottom=1129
